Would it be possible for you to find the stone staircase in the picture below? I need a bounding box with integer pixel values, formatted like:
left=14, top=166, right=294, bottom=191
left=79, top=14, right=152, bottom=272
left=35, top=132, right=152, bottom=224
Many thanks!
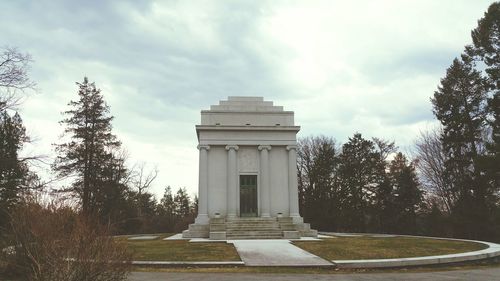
left=208, top=217, right=318, bottom=240
left=226, top=217, right=283, bottom=239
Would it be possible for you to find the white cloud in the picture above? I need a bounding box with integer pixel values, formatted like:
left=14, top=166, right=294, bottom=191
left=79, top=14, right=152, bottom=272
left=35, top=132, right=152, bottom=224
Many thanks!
left=1, top=0, right=493, bottom=199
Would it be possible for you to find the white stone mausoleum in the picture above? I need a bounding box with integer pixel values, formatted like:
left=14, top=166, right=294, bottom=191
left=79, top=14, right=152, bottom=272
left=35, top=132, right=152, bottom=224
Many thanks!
left=183, top=96, right=317, bottom=239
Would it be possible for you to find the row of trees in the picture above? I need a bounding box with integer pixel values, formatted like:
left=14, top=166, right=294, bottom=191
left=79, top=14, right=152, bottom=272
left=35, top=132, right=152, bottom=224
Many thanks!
left=426, top=2, right=499, bottom=241
left=1, top=2, right=498, bottom=248
left=0, top=47, right=39, bottom=231
left=111, top=185, right=198, bottom=234
left=297, top=135, right=423, bottom=235
left=50, top=77, right=200, bottom=234
left=298, top=2, right=499, bottom=242
left=0, top=53, right=201, bottom=279
left=0, top=51, right=198, bottom=236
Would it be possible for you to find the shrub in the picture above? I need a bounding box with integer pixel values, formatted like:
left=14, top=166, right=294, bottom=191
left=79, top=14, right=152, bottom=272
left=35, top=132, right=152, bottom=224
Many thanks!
left=1, top=201, right=131, bottom=281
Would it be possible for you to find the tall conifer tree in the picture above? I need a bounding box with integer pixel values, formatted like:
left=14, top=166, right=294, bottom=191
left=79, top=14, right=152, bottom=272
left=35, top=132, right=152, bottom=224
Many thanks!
left=0, top=110, right=29, bottom=224
left=54, top=77, right=121, bottom=215
left=337, top=133, right=384, bottom=232
left=389, top=153, right=422, bottom=234
left=297, top=136, right=338, bottom=231
left=431, top=57, right=490, bottom=239
left=468, top=2, right=500, bottom=197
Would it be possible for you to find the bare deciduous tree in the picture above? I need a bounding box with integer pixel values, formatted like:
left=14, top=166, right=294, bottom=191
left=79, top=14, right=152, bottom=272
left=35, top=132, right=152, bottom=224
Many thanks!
left=0, top=47, right=36, bottom=111
left=130, top=162, right=158, bottom=217
left=414, top=128, right=455, bottom=213
left=131, top=162, right=158, bottom=196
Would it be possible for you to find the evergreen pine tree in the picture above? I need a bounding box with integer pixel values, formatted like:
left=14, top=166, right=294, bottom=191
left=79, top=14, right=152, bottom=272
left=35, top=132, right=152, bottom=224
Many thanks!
left=156, top=186, right=174, bottom=232
left=0, top=110, right=29, bottom=225
left=389, top=153, right=423, bottom=234
left=469, top=2, right=500, bottom=86
left=337, top=133, right=383, bottom=232
left=53, top=77, right=121, bottom=216
left=159, top=186, right=175, bottom=217
left=431, top=57, right=490, bottom=239
left=468, top=2, right=500, bottom=202
left=174, top=187, right=191, bottom=218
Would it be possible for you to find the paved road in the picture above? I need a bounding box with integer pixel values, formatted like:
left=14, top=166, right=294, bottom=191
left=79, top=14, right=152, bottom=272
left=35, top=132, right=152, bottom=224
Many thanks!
left=128, top=267, right=500, bottom=281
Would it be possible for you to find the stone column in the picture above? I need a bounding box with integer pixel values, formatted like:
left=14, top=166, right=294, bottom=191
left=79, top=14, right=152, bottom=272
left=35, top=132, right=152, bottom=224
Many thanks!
left=225, top=145, right=239, bottom=218
left=195, top=145, right=210, bottom=224
left=258, top=145, right=271, bottom=217
left=287, top=145, right=302, bottom=223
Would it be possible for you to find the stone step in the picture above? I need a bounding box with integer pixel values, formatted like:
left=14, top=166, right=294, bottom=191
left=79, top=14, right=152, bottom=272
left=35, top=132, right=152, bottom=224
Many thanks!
left=300, top=229, right=318, bottom=237
left=226, top=231, right=283, bottom=235
left=227, top=228, right=281, bottom=231
left=190, top=217, right=318, bottom=239
left=277, top=217, right=293, bottom=223
left=227, top=226, right=280, bottom=229
left=226, top=221, right=278, bottom=224
left=227, top=230, right=283, bottom=234
left=204, top=216, right=319, bottom=239
left=226, top=226, right=282, bottom=230
left=226, top=218, right=277, bottom=222
left=226, top=227, right=281, bottom=231
left=228, top=235, right=283, bottom=239
left=226, top=219, right=277, bottom=222
left=209, top=231, right=226, bottom=240
left=283, top=230, right=301, bottom=239
left=210, top=224, right=226, bottom=231
left=187, top=223, right=210, bottom=231
left=182, top=229, right=209, bottom=238
left=210, top=218, right=225, bottom=224
left=226, top=224, right=279, bottom=228
left=226, top=229, right=283, bottom=233
left=226, top=225, right=280, bottom=229
left=226, top=221, right=279, bottom=225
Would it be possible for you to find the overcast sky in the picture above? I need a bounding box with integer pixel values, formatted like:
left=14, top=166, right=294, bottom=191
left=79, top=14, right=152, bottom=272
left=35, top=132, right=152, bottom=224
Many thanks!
left=1, top=0, right=493, bottom=199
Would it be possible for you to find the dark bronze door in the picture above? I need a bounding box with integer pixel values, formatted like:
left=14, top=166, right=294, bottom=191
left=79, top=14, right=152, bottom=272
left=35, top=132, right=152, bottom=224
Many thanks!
left=240, top=175, right=257, bottom=217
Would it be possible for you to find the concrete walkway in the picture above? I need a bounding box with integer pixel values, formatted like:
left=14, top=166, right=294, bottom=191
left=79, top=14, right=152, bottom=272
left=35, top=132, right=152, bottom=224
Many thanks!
left=128, top=267, right=500, bottom=281
left=228, top=239, right=332, bottom=266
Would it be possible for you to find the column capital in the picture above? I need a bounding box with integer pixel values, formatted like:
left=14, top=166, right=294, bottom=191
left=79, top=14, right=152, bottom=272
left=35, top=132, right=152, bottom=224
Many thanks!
left=225, top=145, right=239, bottom=151
left=286, top=145, right=297, bottom=151
left=197, top=145, right=210, bottom=150
left=258, top=145, right=272, bottom=151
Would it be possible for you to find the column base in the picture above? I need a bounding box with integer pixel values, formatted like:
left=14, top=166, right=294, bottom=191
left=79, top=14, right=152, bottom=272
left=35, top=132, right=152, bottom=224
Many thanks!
left=194, top=214, right=209, bottom=224
left=260, top=213, right=270, bottom=218
left=291, top=215, right=303, bottom=224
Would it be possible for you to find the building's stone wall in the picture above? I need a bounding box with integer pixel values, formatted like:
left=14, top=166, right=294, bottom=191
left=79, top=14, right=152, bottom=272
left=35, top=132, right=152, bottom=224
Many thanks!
left=183, top=96, right=305, bottom=238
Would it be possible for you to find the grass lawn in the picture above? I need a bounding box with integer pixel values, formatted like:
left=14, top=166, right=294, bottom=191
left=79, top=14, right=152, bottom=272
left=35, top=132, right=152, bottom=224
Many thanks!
left=293, top=236, right=488, bottom=260
left=119, top=233, right=488, bottom=264
left=118, top=234, right=240, bottom=261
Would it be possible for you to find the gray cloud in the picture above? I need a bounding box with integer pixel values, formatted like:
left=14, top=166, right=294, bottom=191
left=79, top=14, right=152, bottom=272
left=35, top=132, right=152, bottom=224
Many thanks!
left=0, top=0, right=493, bottom=197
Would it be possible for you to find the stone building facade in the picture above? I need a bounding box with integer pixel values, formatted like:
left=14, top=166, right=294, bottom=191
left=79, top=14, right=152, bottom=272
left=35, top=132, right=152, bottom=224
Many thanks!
left=183, top=97, right=316, bottom=239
